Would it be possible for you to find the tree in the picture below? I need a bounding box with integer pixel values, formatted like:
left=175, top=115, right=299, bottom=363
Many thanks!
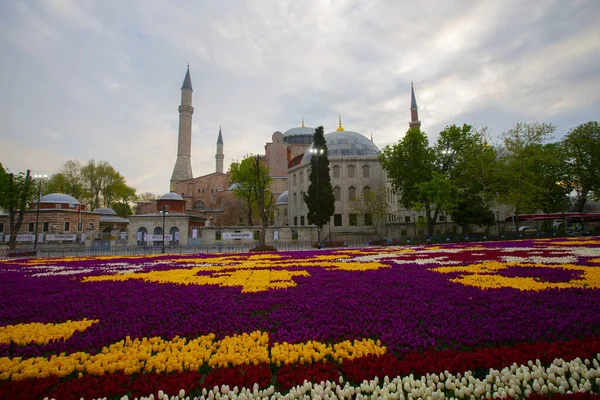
left=497, top=122, right=556, bottom=229
left=137, top=192, right=158, bottom=202
left=45, top=160, right=84, bottom=198
left=229, top=158, right=258, bottom=225
left=350, top=187, right=389, bottom=237
left=0, top=164, right=36, bottom=250
left=563, top=121, right=600, bottom=212
left=303, top=126, right=335, bottom=243
left=249, top=155, right=273, bottom=247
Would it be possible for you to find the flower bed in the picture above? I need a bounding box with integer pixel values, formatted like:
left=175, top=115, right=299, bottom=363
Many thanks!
left=0, top=237, right=599, bottom=399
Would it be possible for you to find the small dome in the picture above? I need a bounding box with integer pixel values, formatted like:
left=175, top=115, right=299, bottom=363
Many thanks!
left=40, top=193, right=80, bottom=205
left=159, top=192, right=184, bottom=201
left=275, top=191, right=289, bottom=205
left=95, top=207, right=117, bottom=215
left=283, top=126, right=315, bottom=145
left=227, top=183, right=240, bottom=191
left=301, top=130, right=379, bottom=164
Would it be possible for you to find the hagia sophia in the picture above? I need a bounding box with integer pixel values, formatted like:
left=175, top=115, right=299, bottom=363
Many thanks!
left=135, top=66, right=422, bottom=240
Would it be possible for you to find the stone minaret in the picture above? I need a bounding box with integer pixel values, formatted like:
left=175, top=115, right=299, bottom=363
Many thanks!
left=170, top=66, right=194, bottom=189
left=216, top=126, right=224, bottom=173
left=409, top=82, right=421, bottom=129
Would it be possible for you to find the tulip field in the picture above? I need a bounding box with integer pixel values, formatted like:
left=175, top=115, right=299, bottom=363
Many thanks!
left=1, top=237, right=600, bottom=399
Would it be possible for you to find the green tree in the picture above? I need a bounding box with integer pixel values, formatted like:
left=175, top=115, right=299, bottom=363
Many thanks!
left=249, top=155, right=273, bottom=247
left=563, top=121, right=600, bottom=212
left=350, top=187, right=389, bottom=237
left=0, top=164, right=36, bottom=250
left=497, top=122, right=556, bottom=229
left=229, top=158, right=258, bottom=225
left=303, top=126, right=335, bottom=243
left=45, top=160, right=84, bottom=198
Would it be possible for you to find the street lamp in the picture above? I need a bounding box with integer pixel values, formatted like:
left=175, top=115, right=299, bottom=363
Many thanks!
left=412, top=213, right=417, bottom=238
left=32, top=174, right=48, bottom=252
left=159, top=204, right=169, bottom=253
left=309, top=146, right=324, bottom=245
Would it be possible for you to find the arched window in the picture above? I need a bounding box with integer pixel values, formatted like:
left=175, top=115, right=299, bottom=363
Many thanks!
left=169, top=226, right=180, bottom=244
left=333, top=186, right=341, bottom=201
left=283, top=207, right=288, bottom=217
left=363, top=186, right=371, bottom=197
left=194, top=200, right=205, bottom=210
left=293, top=174, right=297, bottom=186
left=332, top=165, right=340, bottom=179
left=348, top=186, right=356, bottom=201
left=137, top=227, right=147, bottom=246
left=299, top=172, right=304, bottom=184
left=153, top=226, right=163, bottom=246
left=348, top=165, right=355, bottom=178
left=362, top=165, right=370, bottom=178
left=293, top=192, right=297, bottom=206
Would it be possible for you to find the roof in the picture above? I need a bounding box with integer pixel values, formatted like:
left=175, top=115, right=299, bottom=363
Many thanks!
left=301, top=130, right=379, bottom=164
left=159, top=192, right=184, bottom=201
left=95, top=207, right=117, bottom=216
left=275, top=191, right=289, bottom=205
left=40, top=193, right=80, bottom=205
left=182, top=66, right=193, bottom=91
left=411, top=82, right=418, bottom=109
left=217, top=126, right=223, bottom=144
left=283, top=126, right=315, bottom=138
left=99, top=215, right=130, bottom=224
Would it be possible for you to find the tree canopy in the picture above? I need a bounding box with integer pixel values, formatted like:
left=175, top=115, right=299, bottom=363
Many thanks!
left=0, top=164, right=36, bottom=250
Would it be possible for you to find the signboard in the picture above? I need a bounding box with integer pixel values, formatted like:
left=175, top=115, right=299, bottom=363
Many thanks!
left=16, top=234, right=35, bottom=242
left=46, top=234, right=77, bottom=241
left=146, top=235, right=172, bottom=242
left=222, top=231, right=253, bottom=240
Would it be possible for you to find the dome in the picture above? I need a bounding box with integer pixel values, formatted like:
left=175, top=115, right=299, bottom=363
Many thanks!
left=159, top=192, right=184, bottom=201
left=40, top=193, right=80, bottom=205
left=283, top=126, right=315, bottom=145
left=275, top=191, right=289, bottom=205
left=301, top=130, right=379, bottom=164
left=227, top=183, right=240, bottom=191
left=95, top=207, right=117, bottom=215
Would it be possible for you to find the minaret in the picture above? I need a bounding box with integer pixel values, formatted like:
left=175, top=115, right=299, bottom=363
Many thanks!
left=170, top=66, right=194, bottom=189
left=216, top=126, right=224, bottom=173
left=409, top=82, right=421, bottom=129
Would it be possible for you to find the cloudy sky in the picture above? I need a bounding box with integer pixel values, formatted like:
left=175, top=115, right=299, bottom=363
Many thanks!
left=1, top=0, right=599, bottom=196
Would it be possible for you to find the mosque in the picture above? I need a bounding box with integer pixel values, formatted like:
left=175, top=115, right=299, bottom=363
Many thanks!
left=134, top=66, right=426, bottom=243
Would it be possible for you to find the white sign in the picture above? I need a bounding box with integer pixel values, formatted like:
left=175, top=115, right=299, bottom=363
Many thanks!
left=119, top=232, right=126, bottom=240
left=273, top=231, right=279, bottom=241
left=223, top=231, right=253, bottom=240
left=46, top=234, right=77, bottom=241
left=192, top=228, right=198, bottom=239
left=147, top=235, right=172, bottom=241
left=16, top=234, right=35, bottom=242
left=80, top=233, right=86, bottom=243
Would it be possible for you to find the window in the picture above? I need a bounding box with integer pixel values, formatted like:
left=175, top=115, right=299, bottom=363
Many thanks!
left=349, top=214, right=358, bottom=226
left=439, top=215, right=446, bottom=222
left=300, top=216, right=305, bottom=226
left=88, top=222, right=94, bottom=230
left=294, top=216, right=298, bottom=226
left=292, top=230, right=299, bottom=240
left=253, top=230, right=260, bottom=240
left=293, top=174, right=297, bottom=186
left=283, top=208, right=288, bottom=217
left=362, top=165, right=370, bottom=178
left=0, top=222, right=4, bottom=233
left=28, top=222, right=35, bottom=232
left=194, top=200, right=205, bottom=210
left=364, top=214, right=373, bottom=226
left=154, top=226, right=163, bottom=236
left=333, top=186, right=341, bottom=201
left=215, top=231, right=222, bottom=240
left=299, top=172, right=303, bottom=184
left=137, top=227, right=148, bottom=245
left=363, top=186, right=371, bottom=197
left=334, top=214, right=342, bottom=226
left=348, top=165, right=355, bottom=178
left=64, top=222, right=70, bottom=232
left=43, top=222, right=49, bottom=232
left=332, top=165, right=340, bottom=179
left=405, top=216, right=411, bottom=223
left=348, top=186, right=356, bottom=201
left=293, top=192, right=297, bottom=206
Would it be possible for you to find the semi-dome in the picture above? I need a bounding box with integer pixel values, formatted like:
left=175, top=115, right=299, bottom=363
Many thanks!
left=301, top=130, right=379, bottom=164
left=275, top=191, right=289, bottom=205
left=159, top=192, right=184, bottom=201
left=95, top=207, right=117, bottom=215
left=40, top=193, right=80, bottom=205
left=283, top=126, right=315, bottom=145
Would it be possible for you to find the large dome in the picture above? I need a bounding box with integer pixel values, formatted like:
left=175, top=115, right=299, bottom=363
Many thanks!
left=40, top=193, right=80, bottom=205
left=301, top=131, right=379, bottom=164
left=283, top=126, right=315, bottom=145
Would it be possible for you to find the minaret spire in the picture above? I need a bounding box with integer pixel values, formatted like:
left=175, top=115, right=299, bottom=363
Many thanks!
left=301, top=118, right=305, bottom=128
left=170, top=66, right=195, bottom=188
left=409, top=81, right=421, bottom=129
left=336, top=114, right=345, bottom=132
left=216, top=126, right=224, bottom=173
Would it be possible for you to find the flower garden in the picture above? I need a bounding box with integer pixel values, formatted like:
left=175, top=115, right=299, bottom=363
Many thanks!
left=1, top=236, right=600, bottom=399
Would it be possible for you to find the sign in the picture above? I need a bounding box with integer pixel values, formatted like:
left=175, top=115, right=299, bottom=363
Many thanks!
left=273, top=231, right=279, bottom=241
left=119, top=232, right=126, bottom=240
left=80, top=233, right=86, bottom=243
left=16, top=234, right=35, bottom=242
left=146, top=235, right=172, bottom=241
left=192, top=229, right=198, bottom=239
left=46, top=234, right=77, bottom=241
left=222, top=231, right=253, bottom=240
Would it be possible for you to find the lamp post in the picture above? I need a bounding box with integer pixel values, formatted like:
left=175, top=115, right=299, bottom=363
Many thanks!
left=32, top=174, right=48, bottom=251
left=160, top=204, right=169, bottom=253
left=412, top=213, right=417, bottom=238
left=495, top=210, right=500, bottom=236
left=309, top=146, right=324, bottom=245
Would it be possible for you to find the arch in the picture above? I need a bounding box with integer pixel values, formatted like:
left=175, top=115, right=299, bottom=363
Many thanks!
left=348, top=186, right=356, bottom=201
left=363, top=186, right=371, bottom=197
left=293, top=173, right=297, bottom=186
left=332, top=165, right=340, bottom=179
left=137, top=227, right=148, bottom=246
left=283, top=207, right=288, bottom=217
left=293, top=192, right=297, bottom=206
left=194, top=200, right=205, bottom=211
left=362, top=165, right=370, bottom=178
left=348, top=165, right=355, bottom=178
left=169, top=226, right=180, bottom=244
left=299, top=171, right=304, bottom=184
left=333, top=186, right=341, bottom=201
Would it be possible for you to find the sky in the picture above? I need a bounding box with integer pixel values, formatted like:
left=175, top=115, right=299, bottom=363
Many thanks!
left=1, top=0, right=599, bottom=196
